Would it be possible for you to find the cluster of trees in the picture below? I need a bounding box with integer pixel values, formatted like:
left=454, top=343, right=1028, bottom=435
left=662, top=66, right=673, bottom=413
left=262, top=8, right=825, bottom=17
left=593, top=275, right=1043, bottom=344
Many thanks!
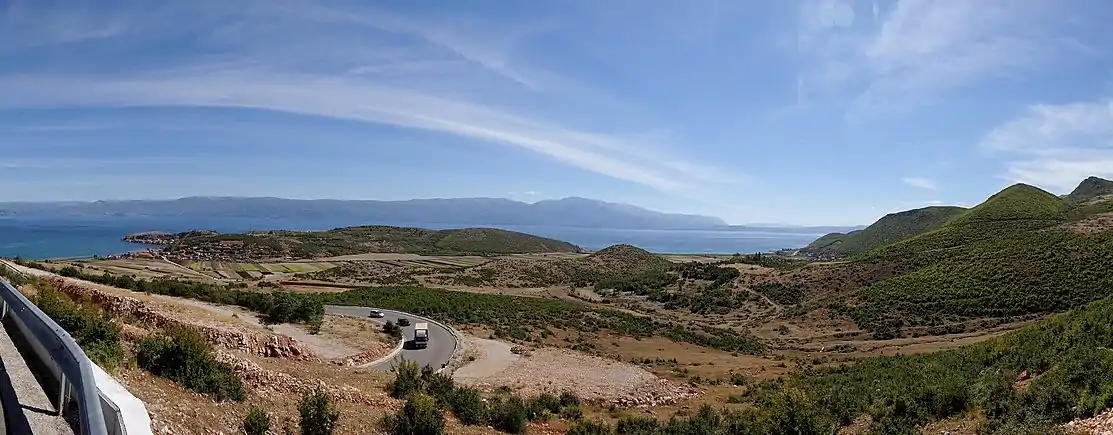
left=383, top=360, right=584, bottom=435
left=41, top=263, right=325, bottom=330
left=322, top=286, right=765, bottom=355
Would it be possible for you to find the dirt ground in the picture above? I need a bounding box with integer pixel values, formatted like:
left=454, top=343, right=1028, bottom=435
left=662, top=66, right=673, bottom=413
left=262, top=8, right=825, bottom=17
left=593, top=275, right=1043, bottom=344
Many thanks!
left=453, top=335, right=694, bottom=407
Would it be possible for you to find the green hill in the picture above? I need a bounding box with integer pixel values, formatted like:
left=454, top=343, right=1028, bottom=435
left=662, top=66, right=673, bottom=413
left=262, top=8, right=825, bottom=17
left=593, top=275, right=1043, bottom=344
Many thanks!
left=1066, top=175, right=1113, bottom=204
left=805, top=206, right=967, bottom=256
left=799, top=182, right=1113, bottom=338
left=165, top=225, right=581, bottom=260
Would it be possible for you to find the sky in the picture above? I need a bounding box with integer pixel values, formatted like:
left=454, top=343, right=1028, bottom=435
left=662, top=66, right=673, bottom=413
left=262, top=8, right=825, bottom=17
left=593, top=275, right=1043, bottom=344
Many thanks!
left=2, top=0, right=1113, bottom=226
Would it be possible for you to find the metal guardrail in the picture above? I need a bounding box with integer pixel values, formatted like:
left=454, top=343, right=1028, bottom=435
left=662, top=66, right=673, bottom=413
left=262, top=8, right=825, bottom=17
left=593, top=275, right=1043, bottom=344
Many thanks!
left=0, top=276, right=109, bottom=435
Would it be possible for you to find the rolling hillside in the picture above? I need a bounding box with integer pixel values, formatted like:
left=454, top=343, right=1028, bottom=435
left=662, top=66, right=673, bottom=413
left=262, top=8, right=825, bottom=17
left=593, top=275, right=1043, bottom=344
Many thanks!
left=164, top=225, right=582, bottom=260
left=793, top=179, right=1113, bottom=338
left=805, top=206, right=967, bottom=256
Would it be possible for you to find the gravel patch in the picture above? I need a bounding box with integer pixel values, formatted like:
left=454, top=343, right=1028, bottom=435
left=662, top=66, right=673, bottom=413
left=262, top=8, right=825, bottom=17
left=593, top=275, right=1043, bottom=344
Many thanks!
left=454, top=339, right=695, bottom=407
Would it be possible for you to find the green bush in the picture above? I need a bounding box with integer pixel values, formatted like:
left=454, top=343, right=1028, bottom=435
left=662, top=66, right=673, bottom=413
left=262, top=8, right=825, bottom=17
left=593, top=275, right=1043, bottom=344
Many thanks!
left=135, top=328, right=244, bottom=402
left=243, top=406, right=270, bottom=435
left=528, top=393, right=561, bottom=421
left=390, top=360, right=424, bottom=398
left=29, top=283, right=124, bottom=370
left=299, top=388, right=340, bottom=435
left=421, top=370, right=455, bottom=406
left=381, top=392, right=445, bottom=435
left=488, top=395, right=529, bottom=434
left=446, top=387, right=487, bottom=426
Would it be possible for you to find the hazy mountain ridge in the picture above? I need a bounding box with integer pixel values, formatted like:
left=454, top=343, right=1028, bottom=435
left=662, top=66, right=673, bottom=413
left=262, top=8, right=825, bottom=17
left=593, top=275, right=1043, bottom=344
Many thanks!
left=0, top=196, right=861, bottom=233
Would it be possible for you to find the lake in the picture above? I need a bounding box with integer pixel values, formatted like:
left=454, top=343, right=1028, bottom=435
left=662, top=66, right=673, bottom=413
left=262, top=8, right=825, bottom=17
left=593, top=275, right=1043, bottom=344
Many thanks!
left=0, top=216, right=823, bottom=259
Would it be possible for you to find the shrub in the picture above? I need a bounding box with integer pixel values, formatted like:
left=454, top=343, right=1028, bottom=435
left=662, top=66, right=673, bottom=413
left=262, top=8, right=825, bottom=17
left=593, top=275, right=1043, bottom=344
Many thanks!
left=614, top=416, right=660, bottom=435
left=421, top=370, right=455, bottom=406
left=528, top=393, right=562, bottom=421
left=381, top=392, right=445, bottom=435
left=30, top=283, right=124, bottom=370
left=135, top=328, right=244, bottom=401
left=243, top=406, right=270, bottom=435
left=566, top=420, right=613, bottom=435
left=299, top=388, right=340, bottom=435
left=446, top=387, right=487, bottom=426
left=488, top=395, right=529, bottom=434
left=383, top=320, right=402, bottom=337
left=560, top=405, right=583, bottom=421
left=559, top=391, right=581, bottom=407
left=390, top=360, right=424, bottom=398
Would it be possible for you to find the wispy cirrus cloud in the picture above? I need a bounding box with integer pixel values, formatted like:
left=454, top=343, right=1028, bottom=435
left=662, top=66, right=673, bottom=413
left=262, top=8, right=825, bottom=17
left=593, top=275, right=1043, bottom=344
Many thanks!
left=901, top=177, right=937, bottom=191
left=981, top=98, right=1113, bottom=192
left=795, top=0, right=1091, bottom=120
left=0, top=0, right=735, bottom=200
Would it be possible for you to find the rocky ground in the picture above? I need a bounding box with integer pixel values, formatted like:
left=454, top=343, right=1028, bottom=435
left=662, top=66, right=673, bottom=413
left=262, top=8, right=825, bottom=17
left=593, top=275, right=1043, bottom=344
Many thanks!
left=455, top=338, right=696, bottom=408
left=1067, top=409, right=1113, bottom=434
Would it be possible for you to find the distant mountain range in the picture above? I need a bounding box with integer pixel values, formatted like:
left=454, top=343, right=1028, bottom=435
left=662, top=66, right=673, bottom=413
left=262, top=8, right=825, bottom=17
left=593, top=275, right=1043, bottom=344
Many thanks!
left=0, top=196, right=857, bottom=233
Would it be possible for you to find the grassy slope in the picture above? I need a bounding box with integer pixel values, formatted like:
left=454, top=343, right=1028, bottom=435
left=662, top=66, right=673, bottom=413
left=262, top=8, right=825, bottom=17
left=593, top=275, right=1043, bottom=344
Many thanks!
left=805, top=206, right=967, bottom=256
left=168, top=225, right=582, bottom=258
left=838, top=184, right=1113, bottom=335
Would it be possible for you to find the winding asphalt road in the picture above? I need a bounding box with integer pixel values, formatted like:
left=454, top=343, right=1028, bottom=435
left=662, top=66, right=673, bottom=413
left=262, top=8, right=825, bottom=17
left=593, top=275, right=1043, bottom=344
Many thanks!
left=324, top=306, right=458, bottom=371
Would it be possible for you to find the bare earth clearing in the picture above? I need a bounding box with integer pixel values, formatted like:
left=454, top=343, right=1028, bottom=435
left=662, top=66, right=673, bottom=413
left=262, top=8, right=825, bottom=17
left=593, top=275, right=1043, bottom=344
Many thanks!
left=453, top=336, right=695, bottom=408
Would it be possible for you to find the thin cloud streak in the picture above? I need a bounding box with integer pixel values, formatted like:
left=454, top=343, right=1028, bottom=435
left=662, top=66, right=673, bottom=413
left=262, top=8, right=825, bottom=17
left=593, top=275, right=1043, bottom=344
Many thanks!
left=901, top=177, right=938, bottom=190
left=0, top=71, right=700, bottom=194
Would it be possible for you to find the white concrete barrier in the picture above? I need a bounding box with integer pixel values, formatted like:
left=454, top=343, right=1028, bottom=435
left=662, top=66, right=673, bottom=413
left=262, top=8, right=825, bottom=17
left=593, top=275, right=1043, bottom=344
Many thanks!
left=90, top=363, right=153, bottom=435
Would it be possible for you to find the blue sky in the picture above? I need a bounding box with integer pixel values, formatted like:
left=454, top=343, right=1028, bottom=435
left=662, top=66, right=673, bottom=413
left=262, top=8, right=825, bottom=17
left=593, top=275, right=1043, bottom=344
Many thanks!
left=2, top=0, right=1112, bottom=226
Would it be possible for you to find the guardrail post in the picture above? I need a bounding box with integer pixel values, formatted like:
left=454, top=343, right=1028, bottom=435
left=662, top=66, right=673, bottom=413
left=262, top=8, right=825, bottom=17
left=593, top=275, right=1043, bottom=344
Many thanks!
left=57, top=373, right=67, bottom=415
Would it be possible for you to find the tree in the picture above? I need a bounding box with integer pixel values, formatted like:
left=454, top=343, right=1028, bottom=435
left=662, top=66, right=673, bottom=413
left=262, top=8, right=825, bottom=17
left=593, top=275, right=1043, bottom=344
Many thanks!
left=299, top=388, right=340, bottom=435
left=243, top=406, right=270, bottom=435
left=381, top=392, right=445, bottom=435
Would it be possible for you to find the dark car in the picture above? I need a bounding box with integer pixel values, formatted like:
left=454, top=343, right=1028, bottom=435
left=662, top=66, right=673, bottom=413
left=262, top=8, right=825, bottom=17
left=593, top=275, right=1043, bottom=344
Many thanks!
left=397, top=317, right=411, bottom=327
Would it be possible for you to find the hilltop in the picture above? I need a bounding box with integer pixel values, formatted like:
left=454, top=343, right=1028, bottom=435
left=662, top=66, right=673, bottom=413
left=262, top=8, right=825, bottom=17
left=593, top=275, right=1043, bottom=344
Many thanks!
left=162, top=225, right=582, bottom=261
left=586, top=244, right=673, bottom=271
left=1066, top=175, right=1113, bottom=204
left=804, top=205, right=967, bottom=257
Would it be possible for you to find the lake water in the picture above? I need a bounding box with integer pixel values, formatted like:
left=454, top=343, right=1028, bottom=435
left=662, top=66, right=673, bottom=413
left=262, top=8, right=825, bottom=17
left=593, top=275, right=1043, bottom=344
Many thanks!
left=0, top=216, right=823, bottom=259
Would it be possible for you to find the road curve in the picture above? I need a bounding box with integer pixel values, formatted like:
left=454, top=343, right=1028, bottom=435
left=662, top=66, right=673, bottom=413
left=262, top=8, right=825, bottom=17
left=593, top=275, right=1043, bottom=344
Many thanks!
left=324, top=305, right=458, bottom=372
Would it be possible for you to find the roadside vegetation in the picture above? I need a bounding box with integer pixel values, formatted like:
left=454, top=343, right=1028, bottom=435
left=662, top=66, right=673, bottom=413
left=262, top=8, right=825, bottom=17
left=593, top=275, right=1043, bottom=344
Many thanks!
left=15, top=260, right=325, bottom=330
left=324, top=285, right=765, bottom=355
left=1, top=266, right=247, bottom=402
